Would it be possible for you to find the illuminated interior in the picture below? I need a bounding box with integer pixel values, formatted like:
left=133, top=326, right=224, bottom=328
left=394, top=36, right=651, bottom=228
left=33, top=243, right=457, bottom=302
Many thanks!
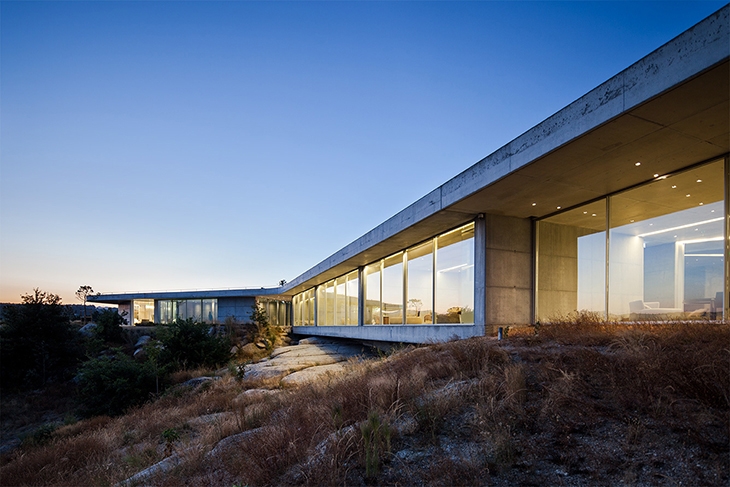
left=132, top=299, right=154, bottom=324
left=537, top=158, right=726, bottom=321
left=293, top=222, right=475, bottom=326
left=157, top=299, right=218, bottom=324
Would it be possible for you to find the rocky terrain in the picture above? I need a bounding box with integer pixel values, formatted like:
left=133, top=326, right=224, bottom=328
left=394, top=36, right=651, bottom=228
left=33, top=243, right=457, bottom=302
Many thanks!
left=1, top=321, right=728, bottom=486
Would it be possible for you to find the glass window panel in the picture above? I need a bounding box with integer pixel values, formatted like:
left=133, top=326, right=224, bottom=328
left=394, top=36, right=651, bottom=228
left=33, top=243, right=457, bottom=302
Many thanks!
left=609, top=159, right=725, bottom=320
left=536, top=201, right=607, bottom=321
left=435, top=223, right=475, bottom=323
left=346, top=271, right=359, bottom=325
left=407, top=241, right=433, bottom=324
left=158, top=300, right=172, bottom=324
left=132, top=299, right=154, bottom=325
left=364, top=263, right=382, bottom=325
left=202, top=299, right=217, bottom=323
left=186, top=300, right=202, bottom=322
left=304, top=289, right=314, bottom=326
left=335, top=277, right=347, bottom=325
left=382, top=253, right=404, bottom=324
left=293, top=293, right=302, bottom=326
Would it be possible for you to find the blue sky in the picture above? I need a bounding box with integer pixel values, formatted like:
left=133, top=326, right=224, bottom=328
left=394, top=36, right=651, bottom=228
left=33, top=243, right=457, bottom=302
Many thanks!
left=1, top=1, right=726, bottom=304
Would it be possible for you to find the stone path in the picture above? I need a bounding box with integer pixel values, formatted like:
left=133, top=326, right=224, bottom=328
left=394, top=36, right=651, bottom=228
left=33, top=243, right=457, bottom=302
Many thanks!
left=240, top=337, right=373, bottom=387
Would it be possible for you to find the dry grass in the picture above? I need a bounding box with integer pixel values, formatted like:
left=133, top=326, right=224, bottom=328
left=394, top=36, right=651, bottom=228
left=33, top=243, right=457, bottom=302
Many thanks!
left=2, top=320, right=728, bottom=486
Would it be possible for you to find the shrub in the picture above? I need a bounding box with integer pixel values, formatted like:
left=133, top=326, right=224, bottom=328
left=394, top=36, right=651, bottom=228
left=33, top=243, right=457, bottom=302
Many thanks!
left=92, top=308, right=126, bottom=343
left=76, top=351, right=158, bottom=417
left=156, top=319, right=232, bottom=370
left=0, top=289, right=84, bottom=391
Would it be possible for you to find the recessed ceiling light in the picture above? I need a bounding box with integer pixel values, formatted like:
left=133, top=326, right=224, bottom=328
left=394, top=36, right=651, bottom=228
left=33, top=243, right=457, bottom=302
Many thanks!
left=671, top=185, right=677, bottom=189
left=699, top=202, right=704, bottom=206
left=557, top=206, right=561, bottom=210
left=630, top=219, right=635, bottom=223
left=635, top=162, right=641, bottom=166
left=686, top=194, right=691, bottom=197
left=583, top=211, right=588, bottom=214
left=696, top=179, right=702, bottom=183
left=591, top=213, right=597, bottom=217
left=531, top=202, right=536, bottom=206
left=653, top=173, right=659, bottom=178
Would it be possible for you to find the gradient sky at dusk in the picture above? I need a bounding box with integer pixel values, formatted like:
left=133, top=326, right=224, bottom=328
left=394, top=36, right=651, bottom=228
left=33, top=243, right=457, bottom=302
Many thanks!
left=1, top=1, right=726, bottom=304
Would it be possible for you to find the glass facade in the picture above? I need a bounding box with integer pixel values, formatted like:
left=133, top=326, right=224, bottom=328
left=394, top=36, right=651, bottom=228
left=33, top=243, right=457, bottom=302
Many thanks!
left=537, top=158, right=727, bottom=321
left=133, top=299, right=155, bottom=325
left=293, top=222, right=476, bottom=326
left=259, top=299, right=292, bottom=327
left=156, top=298, right=218, bottom=324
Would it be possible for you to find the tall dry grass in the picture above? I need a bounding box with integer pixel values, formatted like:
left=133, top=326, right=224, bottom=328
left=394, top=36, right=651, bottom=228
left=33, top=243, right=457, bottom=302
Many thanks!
left=2, top=320, right=728, bottom=486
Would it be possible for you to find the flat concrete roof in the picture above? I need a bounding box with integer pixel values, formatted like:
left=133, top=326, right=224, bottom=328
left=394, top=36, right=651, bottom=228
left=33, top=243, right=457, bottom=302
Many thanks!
left=88, top=287, right=286, bottom=304
left=282, top=5, right=729, bottom=296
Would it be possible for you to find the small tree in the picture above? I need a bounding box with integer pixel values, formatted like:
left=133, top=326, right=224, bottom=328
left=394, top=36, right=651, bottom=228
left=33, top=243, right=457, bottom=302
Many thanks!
left=250, top=303, right=277, bottom=351
left=0, top=289, right=83, bottom=391
left=75, top=285, right=94, bottom=323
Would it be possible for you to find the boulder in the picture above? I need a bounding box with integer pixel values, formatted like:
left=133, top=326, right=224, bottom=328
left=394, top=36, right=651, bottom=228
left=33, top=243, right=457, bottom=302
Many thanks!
left=78, top=322, right=98, bottom=337
left=134, top=335, right=152, bottom=348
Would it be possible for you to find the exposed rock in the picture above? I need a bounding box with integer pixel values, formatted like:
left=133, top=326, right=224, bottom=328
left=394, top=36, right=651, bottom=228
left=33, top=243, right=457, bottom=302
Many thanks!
left=78, top=322, right=97, bottom=337
left=233, top=388, right=281, bottom=405
left=188, top=412, right=234, bottom=427
left=280, top=363, right=346, bottom=387
left=206, top=427, right=269, bottom=459
left=180, top=376, right=218, bottom=389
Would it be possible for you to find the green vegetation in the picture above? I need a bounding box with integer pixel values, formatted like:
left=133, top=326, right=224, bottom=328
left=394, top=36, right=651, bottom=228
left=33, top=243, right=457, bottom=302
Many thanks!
left=0, top=289, right=83, bottom=391
left=156, top=318, right=233, bottom=370
left=1, top=314, right=727, bottom=486
left=76, top=351, right=158, bottom=417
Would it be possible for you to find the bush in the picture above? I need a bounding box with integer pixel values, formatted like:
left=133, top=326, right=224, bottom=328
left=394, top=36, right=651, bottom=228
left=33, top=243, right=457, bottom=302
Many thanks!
left=156, top=319, right=232, bottom=370
left=76, top=351, right=158, bottom=417
left=0, top=289, right=84, bottom=391
left=92, top=308, right=126, bottom=343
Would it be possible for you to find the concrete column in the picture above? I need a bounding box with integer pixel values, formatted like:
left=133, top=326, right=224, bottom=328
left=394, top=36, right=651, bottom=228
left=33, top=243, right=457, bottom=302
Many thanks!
left=474, top=215, right=487, bottom=332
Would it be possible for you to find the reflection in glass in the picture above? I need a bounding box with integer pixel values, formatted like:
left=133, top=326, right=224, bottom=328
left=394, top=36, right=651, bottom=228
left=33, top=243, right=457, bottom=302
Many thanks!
left=610, top=160, right=725, bottom=320
left=407, top=241, right=434, bottom=324
left=536, top=200, right=607, bottom=321
left=536, top=158, right=725, bottom=321
left=382, top=253, right=404, bottom=324
left=364, top=263, right=382, bottom=324
left=435, top=223, right=475, bottom=323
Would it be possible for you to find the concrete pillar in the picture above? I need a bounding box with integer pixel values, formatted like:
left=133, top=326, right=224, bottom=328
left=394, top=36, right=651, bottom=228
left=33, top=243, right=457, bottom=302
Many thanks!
left=473, top=215, right=487, bottom=333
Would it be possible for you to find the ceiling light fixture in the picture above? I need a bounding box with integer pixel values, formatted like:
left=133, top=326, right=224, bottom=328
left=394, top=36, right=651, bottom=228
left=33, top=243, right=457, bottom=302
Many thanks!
left=696, top=179, right=702, bottom=183
left=636, top=217, right=724, bottom=237
left=671, top=185, right=677, bottom=189
left=653, top=173, right=659, bottom=178
left=635, top=162, right=641, bottom=166
left=532, top=202, right=536, bottom=206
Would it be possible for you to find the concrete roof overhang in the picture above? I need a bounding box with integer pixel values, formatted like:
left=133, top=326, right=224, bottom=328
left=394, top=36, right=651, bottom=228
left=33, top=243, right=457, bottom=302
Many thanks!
left=88, top=287, right=286, bottom=305
left=282, top=6, right=729, bottom=297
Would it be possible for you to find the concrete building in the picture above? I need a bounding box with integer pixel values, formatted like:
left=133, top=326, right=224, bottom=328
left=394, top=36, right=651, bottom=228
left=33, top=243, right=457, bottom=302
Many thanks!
left=91, top=6, right=729, bottom=343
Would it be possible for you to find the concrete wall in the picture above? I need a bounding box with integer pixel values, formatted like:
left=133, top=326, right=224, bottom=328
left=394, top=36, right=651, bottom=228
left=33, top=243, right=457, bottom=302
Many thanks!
left=217, top=297, right=256, bottom=323
left=537, top=221, right=598, bottom=320
left=292, top=324, right=483, bottom=344
left=483, top=214, right=533, bottom=332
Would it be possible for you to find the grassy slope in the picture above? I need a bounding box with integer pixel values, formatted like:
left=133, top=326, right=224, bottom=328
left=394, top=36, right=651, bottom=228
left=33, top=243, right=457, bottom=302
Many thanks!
left=1, top=320, right=728, bottom=486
